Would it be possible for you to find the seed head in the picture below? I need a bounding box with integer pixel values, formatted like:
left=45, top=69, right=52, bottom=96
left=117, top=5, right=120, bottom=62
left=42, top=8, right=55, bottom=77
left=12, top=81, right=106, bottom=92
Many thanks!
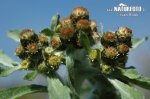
left=60, top=26, right=75, bottom=40
left=117, top=43, right=129, bottom=54
left=51, top=36, right=61, bottom=49
left=27, top=43, right=39, bottom=54
left=103, top=47, right=118, bottom=59
left=71, top=6, right=89, bottom=21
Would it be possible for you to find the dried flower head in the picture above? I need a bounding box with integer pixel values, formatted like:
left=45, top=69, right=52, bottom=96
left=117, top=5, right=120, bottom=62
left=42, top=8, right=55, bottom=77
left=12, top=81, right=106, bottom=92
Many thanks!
left=103, top=32, right=116, bottom=42
left=76, top=19, right=90, bottom=31
left=116, top=27, right=132, bottom=41
left=27, top=43, right=39, bottom=54
left=20, top=29, right=35, bottom=40
left=71, top=6, right=89, bottom=21
left=60, top=26, right=75, bottom=40
left=60, top=17, right=73, bottom=26
left=47, top=55, right=62, bottom=70
left=117, top=43, right=129, bottom=54
left=38, top=34, right=48, bottom=45
left=103, top=47, right=118, bottom=59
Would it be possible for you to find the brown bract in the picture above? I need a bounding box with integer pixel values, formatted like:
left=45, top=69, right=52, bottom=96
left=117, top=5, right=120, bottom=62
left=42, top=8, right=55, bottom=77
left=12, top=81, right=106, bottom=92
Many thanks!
left=60, top=17, right=73, bottom=26
left=38, top=34, right=48, bottom=44
left=90, top=20, right=97, bottom=32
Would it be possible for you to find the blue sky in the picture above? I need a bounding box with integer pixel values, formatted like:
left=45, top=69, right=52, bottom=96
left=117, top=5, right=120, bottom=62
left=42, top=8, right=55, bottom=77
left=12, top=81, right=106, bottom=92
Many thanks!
left=0, top=0, right=150, bottom=75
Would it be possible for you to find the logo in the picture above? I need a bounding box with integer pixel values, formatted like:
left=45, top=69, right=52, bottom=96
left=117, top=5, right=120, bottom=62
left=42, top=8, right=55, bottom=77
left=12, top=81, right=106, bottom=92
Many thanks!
left=107, top=3, right=145, bottom=16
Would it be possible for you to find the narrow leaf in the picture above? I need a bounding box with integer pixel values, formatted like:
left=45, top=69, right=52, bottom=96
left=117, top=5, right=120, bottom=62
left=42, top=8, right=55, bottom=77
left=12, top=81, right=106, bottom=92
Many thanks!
left=115, top=67, right=150, bottom=90
left=109, top=79, right=144, bottom=99
left=131, top=37, right=148, bottom=50
left=79, top=32, right=91, bottom=52
left=0, top=85, right=47, bottom=99
left=7, top=29, right=21, bottom=42
left=50, top=13, right=60, bottom=31
left=0, top=66, right=21, bottom=77
left=47, top=76, right=71, bottom=99
left=24, top=71, right=38, bottom=81
left=0, top=50, right=19, bottom=67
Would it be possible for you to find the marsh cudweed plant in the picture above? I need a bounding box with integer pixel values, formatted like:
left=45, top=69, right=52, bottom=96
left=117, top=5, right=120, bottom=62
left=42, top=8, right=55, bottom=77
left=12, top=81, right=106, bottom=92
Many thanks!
left=0, top=7, right=149, bottom=99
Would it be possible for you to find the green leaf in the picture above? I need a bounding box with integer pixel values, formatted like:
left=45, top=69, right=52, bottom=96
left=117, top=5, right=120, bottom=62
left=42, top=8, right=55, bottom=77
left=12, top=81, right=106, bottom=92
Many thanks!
left=109, top=79, right=144, bottom=99
left=50, top=13, right=60, bottom=31
left=79, top=32, right=91, bottom=52
left=47, top=76, right=71, bottom=99
left=0, top=50, right=19, bottom=67
left=7, top=29, right=21, bottom=42
left=41, top=28, right=54, bottom=36
left=0, top=66, right=21, bottom=77
left=0, top=85, right=47, bottom=99
left=131, top=37, right=148, bottom=50
left=116, top=67, right=150, bottom=90
left=24, top=71, right=38, bottom=81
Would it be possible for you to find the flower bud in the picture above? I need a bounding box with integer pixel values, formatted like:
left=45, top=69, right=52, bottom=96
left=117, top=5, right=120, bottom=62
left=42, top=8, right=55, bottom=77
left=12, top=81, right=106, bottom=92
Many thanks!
left=88, top=49, right=99, bottom=62
left=101, top=32, right=117, bottom=47
left=117, top=43, right=129, bottom=54
left=90, top=20, right=97, bottom=32
left=100, top=64, right=112, bottom=74
left=37, top=62, right=49, bottom=73
left=51, top=36, right=61, bottom=49
left=76, top=19, right=90, bottom=32
left=21, top=59, right=31, bottom=69
left=38, top=34, right=48, bottom=46
left=60, top=26, right=75, bottom=40
left=47, top=55, right=62, bottom=70
left=103, top=47, right=118, bottom=59
left=71, top=6, right=89, bottom=22
left=27, top=43, right=39, bottom=54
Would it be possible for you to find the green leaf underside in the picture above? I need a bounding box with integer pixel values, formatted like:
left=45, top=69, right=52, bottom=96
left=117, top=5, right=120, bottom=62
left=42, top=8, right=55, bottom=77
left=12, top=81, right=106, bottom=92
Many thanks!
left=47, top=76, right=71, bottom=99
left=0, top=50, right=19, bottom=67
left=50, top=13, right=60, bottom=31
left=109, top=79, right=144, bottom=99
left=7, top=29, right=21, bottom=42
left=131, top=37, right=148, bottom=50
left=79, top=32, right=91, bottom=52
left=0, top=85, right=47, bottom=99
left=116, top=67, right=150, bottom=90
left=24, top=71, right=38, bottom=81
left=0, top=66, right=21, bottom=77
